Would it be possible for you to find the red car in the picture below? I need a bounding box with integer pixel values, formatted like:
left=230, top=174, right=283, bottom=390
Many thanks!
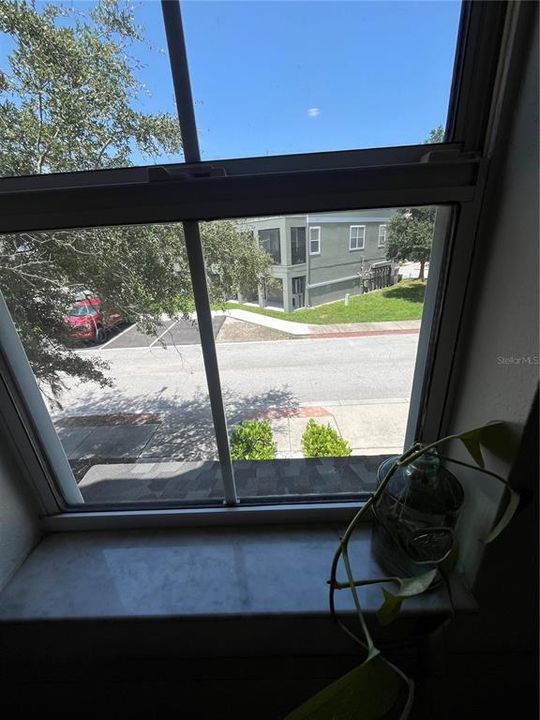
left=64, top=295, right=123, bottom=344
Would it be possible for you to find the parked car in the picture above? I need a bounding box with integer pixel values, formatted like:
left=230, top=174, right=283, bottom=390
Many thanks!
left=63, top=294, right=123, bottom=344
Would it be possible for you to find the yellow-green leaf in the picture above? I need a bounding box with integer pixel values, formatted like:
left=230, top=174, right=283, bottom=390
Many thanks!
left=376, top=570, right=438, bottom=626
left=283, top=654, right=412, bottom=720
left=376, top=588, right=404, bottom=626
left=485, top=487, right=520, bottom=542
left=458, top=430, right=485, bottom=468
left=478, top=422, right=519, bottom=464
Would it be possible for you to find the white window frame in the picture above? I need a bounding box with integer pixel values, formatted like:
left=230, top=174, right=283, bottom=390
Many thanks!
left=0, top=0, right=527, bottom=529
left=378, top=224, right=387, bottom=248
left=309, top=226, right=321, bottom=255
left=349, top=225, right=366, bottom=251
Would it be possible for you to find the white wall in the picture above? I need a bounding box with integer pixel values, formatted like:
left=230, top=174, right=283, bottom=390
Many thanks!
left=446, top=18, right=539, bottom=582
left=0, top=438, right=41, bottom=591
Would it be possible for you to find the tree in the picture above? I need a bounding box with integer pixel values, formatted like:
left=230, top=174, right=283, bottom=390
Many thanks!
left=424, top=125, right=445, bottom=144
left=0, top=0, right=271, bottom=397
left=385, top=127, right=443, bottom=280
left=385, top=207, right=435, bottom=281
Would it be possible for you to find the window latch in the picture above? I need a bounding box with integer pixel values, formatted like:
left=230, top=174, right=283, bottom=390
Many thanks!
left=147, top=165, right=227, bottom=182
left=420, top=149, right=481, bottom=164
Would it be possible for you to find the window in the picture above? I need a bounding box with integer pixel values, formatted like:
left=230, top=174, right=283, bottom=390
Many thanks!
left=0, top=0, right=520, bottom=522
left=309, top=227, right=321, bottom=255
left=259, top=229, right=281, bottom=265
left=378, top=224, right=387, bottom=248
left=291, top=227, right=307, bottom=265
left=349, top=225, right=366, bottom=251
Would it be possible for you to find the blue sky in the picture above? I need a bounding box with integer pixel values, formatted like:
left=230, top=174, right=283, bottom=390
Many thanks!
left=2, top=0, right=462, bottom=163
left=133, top=0, right=462, bottom=159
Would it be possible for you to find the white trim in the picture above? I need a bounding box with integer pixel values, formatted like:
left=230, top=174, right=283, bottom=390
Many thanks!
left=309, top=226, right=321, bottom=255
left=0, top=293, right=83, bottom=506
left=378, top=224, right=387, bottom=248
left=349, top=224, right=366, bottom=251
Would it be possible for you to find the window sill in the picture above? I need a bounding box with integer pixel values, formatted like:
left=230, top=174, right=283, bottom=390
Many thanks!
left=0, top=524, right=476, bottom=661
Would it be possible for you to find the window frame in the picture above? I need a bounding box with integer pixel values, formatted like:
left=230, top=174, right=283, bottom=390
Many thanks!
left=309, top=226, right=321, bottom=256
left=377, top=224, right=387, bottom=248
left=349, top=224, right=366, bottom=251
left=0, top=0, right=525, bottom=527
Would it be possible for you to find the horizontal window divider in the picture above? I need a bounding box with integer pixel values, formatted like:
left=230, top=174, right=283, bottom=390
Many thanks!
left=0, top=160, right=480, bottom=234
left=40, top=501, right=369, bottom=532
left=0, top=142, right=464, bottom=193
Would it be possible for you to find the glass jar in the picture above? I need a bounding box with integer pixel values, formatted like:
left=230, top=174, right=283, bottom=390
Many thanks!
left=372, top=448, right=464, bottom=579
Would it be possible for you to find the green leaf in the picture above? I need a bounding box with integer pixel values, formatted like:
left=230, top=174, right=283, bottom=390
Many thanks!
left=485, top=487, right=520, bottom=543
left=458, top=430, right=485, bottom=468
left=376, top=588, right=404, bottom=626
left=283, top=654, right=413, bottom=720
left=478, top=422, right=519, bottom=464
left=397, top=569, right=438, bottom=596
left=376, top=570, right=438, bottom=626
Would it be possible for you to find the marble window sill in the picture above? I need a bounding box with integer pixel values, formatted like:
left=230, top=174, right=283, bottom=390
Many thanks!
left=0, top=524, right=476, bottom=659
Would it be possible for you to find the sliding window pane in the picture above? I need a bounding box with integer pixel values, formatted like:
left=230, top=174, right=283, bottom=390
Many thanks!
left=0, top=1, right=182, bottom=177
left=183, top=1, right=461, bottom=159
left=202, top=206, right=448, bottom=502
left=0, top=222, right=227, bottom=507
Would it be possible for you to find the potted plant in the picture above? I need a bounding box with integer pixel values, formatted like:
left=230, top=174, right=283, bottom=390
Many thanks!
left=284, top=421, right=520, bottom=719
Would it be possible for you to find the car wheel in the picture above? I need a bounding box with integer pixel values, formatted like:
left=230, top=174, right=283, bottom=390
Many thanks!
left=94, top=326, right=106, bottom=344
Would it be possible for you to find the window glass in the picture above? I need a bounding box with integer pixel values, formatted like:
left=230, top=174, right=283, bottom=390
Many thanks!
left=204, top=205, right=444, bottom=504
left=309, top=227, right=321, bottom=255
left=182, top=0, right=461, bottom=159
left=258, top=228, right=281, bottom=265
left=291, top=227, right=307, bottom=265
left=350, top=225, right=366, bottom=251
left=0, top=221, right=231, bottom=508
left=0, top=1, right=182, bottom=178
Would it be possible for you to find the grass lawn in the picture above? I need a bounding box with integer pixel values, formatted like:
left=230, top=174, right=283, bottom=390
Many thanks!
left=222, top=280, right=426, bottom=324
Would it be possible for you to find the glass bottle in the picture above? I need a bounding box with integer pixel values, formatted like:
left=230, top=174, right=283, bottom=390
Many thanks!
left=372, top=447, right=464, bottom=579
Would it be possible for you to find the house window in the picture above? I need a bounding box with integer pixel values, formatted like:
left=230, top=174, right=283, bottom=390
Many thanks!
left=309, top=227, right=321, bottom=255
left=0, top=0, right=518, bottom=522
left=349, top=225, right=366, bottom=251
left=378, top=224, right=387, bottom=248
left=259, top=228, right=281, bottom=264
left=291, top=227, right=307, bottom=265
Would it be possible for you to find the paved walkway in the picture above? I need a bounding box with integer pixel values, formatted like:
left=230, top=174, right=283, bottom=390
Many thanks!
left=217, top=309, right=421, bottom=337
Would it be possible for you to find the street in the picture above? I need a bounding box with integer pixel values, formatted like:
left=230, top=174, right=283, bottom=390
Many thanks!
left=53, top=332, right=419, bottom=462
left=56, top=333, right=417, bottom=412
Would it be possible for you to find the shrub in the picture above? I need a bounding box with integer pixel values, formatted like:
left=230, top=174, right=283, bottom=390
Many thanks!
left=301, top=419, right=351, bottom=458
left=230, top=420, right=277, bottom=460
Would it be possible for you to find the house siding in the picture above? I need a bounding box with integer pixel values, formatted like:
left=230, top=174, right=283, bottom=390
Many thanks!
left=242, top=210, right=397, bottom=311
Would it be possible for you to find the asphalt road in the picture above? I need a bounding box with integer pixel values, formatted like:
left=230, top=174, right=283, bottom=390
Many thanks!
left=54, top=333, right=419, bottom=419
left=99, top=317, right=225, bottom=349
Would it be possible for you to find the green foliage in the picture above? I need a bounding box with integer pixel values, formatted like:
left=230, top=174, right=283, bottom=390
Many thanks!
left=225, top=279, right=426, bottom=324
left=376, top=569, right=438, bottom=626
left=424, top=125, right=445, bottom=143
left=284, top=654, right=412, bottom=720
left=0, top=1, right=271, bottom=394
left=386, top=207, right=435, bottom=280
left=230, top=420, right=277, bottom=461
left=301, top=419, right=351, bottom=458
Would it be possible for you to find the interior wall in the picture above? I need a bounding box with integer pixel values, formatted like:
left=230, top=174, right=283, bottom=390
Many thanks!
left=441, top=9, right=539, bottom=660
left=0, top=434, right=41, bottom=591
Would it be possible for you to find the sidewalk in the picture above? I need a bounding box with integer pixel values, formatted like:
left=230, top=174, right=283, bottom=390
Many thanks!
left=215, top=309, right=421, bottom=337
left=57, top=400, right=409, bottom=471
